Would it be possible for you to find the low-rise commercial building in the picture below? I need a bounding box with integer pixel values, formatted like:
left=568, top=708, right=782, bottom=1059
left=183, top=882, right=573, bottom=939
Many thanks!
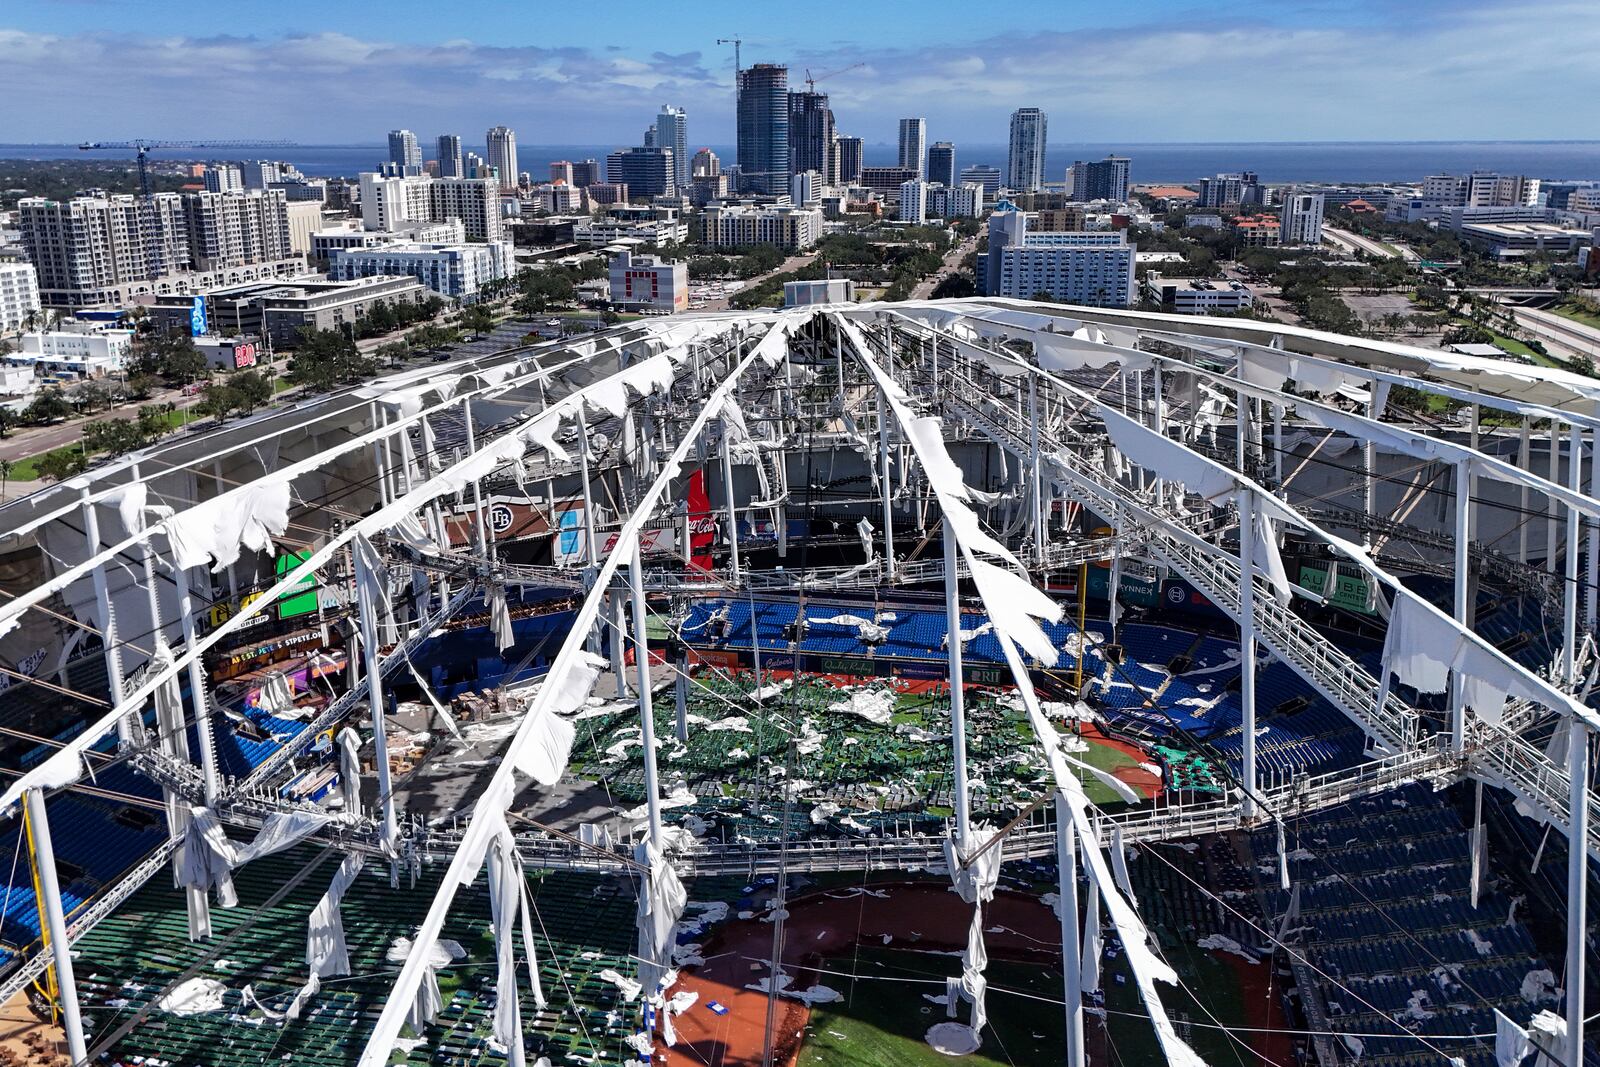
left=572, top=212, right=688, bottom=247
left=329, top=239, right=512, bottom=300
left=1144, top=274, right=1254, bottom=314
left=783, top=278, right=855, bottom=306
left=608, top=249, right=686, bottom=312
left=1458, top=222, right=1592, bottom=259
left=14, top=329, right=133, bottom=378
left=151, top=276, right=427, bottom=347
left=979, top=207, right=1135, bottom=306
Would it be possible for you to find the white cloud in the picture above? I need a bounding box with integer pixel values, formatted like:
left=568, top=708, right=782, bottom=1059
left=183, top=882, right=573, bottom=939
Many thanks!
left=0, top=2, right=1592, bottom=143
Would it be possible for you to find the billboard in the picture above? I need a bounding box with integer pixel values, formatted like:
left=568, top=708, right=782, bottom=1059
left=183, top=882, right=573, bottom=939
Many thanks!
left=190, top=295, right=207, bottom=338
left=232, top=341, right=257, bottom=369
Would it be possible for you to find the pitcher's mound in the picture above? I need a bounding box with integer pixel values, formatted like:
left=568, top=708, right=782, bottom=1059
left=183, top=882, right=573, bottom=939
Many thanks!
left=925, top=1021, right=982, bottom=1056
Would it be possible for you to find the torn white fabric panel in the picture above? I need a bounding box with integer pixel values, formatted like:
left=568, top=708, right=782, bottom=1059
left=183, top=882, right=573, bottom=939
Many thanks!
left=516, top=853, right=546, bottom=1009
left=338, top=727, right=363, bottom=816
left=1081, top=853, right=1102, bottom=995
left=1276, top=821, right=1291, bottom=892
left=177, top=806, right=238, bottom=907
left=1110, top=825, right=1137, bottom=907
left=856, top=517, right=876, bottom=561
left=966, top=556, right=1061, bottom=666
left=943, top=825, right=1004, bottom=905
left=490, top=585, right=515, bottom=652
left=256, top=671, right=296, bottom=715
left=1494, top=1009, right=1531, bottom=1067
left=407, top=962, right=443, bottom=1033
left=405, top=656, right=463, bottom=742
left=634, top=839, right=689, bottom=998
left=488, top=831, right=526, bottom=1059
left=157, top=977, right=228, bottom=1016
left=1381, top=591, right=1459, bottom=695
left=1101, top=406, right=1236, bottom=504
left=1470, top=822, right=1487, bottom=910
left=166, top=476, right=293, bottom=572
left=1251, top=498, right=1293, bottom=608
left=234, top=811, right=334, bottom=865
left=353, top=532, right=396, bottom=641
left=307, top=852, right=364, bottom=978
left=1238, top=350, right=1289, bottom=391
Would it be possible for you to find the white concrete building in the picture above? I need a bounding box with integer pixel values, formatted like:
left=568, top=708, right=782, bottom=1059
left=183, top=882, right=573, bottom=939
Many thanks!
left=790, top=170, right=823, bottom=207
left=359, top=173, right=503, bottom=242
left=1144, top=274, right=1254, bottom=314
left=981, top=207, right=1134, bottom=306
left=0, top=363, right=37, bottom=408
left=15, top=329, right=133, bottom=378
left=898, top=180, right=927, bottom=223
left=573, top=214, right=689, bottom=247
left=783, top=278, right=855, bottom=306
left=699, top=204, right=823, bottom=250
left=1279, top=191, right=1325, bottom=245
left=486, top=127, right=519, bottom=191
left=1007, top=108, right=1047, bottom=192
left=930, top=183, right=984, bottom=219
left=329, top=239, right=512, bottom=300
left=0, top=262, right=41, bottom=333
left=657, top=106, right=690, bottom=188
left=203, top=165, right=244, bottom=193
left=898, top=118, right=927, bottom=178
left=608, top=249, right=686, bottom=312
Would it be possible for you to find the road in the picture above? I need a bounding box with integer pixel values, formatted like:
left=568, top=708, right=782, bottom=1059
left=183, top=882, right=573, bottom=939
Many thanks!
left=695, top=250, right=821, bottom=312
left=0, top=383, right=207, bottom=465
left=912, top=233, right=980, bottom=300
left=1506, top=305, right=1600, bottom=361
left=1323, top=225, right=1416, bottom=262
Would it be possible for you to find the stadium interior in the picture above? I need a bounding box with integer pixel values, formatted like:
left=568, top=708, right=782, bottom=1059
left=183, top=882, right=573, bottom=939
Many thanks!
left=0, top=298, right=1595, bottom=1067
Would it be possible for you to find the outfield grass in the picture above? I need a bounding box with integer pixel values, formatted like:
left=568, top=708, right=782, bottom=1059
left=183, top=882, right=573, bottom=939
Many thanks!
left=802, top=934, right=1257, bottom=1067
left=802, top=951, right=1063, bottom=1067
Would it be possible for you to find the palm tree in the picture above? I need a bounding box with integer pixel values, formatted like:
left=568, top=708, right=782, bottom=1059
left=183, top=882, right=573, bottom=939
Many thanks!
left=0, top=459, right=13, bottom=501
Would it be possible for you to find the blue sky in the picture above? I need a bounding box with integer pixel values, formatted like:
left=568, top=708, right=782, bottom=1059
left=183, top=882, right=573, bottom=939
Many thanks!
left=1, top=0, right=1593, bottom=144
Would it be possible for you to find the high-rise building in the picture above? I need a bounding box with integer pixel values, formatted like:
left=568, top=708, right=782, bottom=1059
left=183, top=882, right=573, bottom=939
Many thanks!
left=549, top=161, right=574, bottom=185
left=606, top=147, right=676, bottom=198
left=928, top=142, right=957, bottom=190
left=691, top=148, right=721, bottom=178
left=1279, top=190, right=1325, bottom=245
left=240, top=161, right=286, bottom=191
left=898, top=180, right=927, bottom=223
left=183, top=189, right=292, bottom=270
left=0, top=262, right=40, bottom=333
left=571, top=160, right=603, bottom=187
left=203, top=164, right=243, bottom=193
left=486, top=127, right=519, bottom=192
left=788, top=90, right=836, bottom=184
left=360, top=173, right=503, bottom=242
left=1069, top=155, right=1131, bottom=202
left=836, top=136, right=864, bottom=184
left=1197, top=172, right=1262, bottom=209
left=791, top=170, right=823, bottom=206
left=860, top=167, right=918, bottom=195
left=736, top=63, right=790, bottom=195
left=898, top=118, right=927, bottom=179
left=960, top=165, right=1002, bottom=200
left=437, top=135, right=463, bottom=178
left=656, top=106, right=689, bottom=187
left=1007, top=108, right=1048, bottom=193
left=388, top=130, right=423, bottom=175
left=18, top=191, right=298, bottom=306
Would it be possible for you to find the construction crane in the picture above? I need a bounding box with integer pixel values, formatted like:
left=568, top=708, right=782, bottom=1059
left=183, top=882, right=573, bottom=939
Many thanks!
left=78, top=139, right=295, bottom=197
left=716, top=36, right=743, bottom=75
left=803, top=62, right=865, bottom=93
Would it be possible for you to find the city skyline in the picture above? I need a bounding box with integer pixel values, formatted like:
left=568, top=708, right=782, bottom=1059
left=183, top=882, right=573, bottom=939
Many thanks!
left=1, top=0, right=1593, bottom=144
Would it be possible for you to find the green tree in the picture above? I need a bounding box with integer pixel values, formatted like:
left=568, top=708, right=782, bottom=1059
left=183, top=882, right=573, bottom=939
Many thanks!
left=287, top=328, right=375, bottom=393
left=195, top=381, right=242, bottom=423
left=461, top=304, right=495, bottom=338
left=231, top=370, right=272, bottom=413
left=35, top=448, right=90, bottom=482
left=930, top=272, right=977, bottom=300
left=23, top=389, right=71, bottom=425
left=160, top=336, right=209, bottom=385
left=0, top=459, right=11, bottom=498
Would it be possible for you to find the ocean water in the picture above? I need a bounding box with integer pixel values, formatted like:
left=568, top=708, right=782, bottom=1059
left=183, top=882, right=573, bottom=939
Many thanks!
left=5, top=141, right=1599, bottom=185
